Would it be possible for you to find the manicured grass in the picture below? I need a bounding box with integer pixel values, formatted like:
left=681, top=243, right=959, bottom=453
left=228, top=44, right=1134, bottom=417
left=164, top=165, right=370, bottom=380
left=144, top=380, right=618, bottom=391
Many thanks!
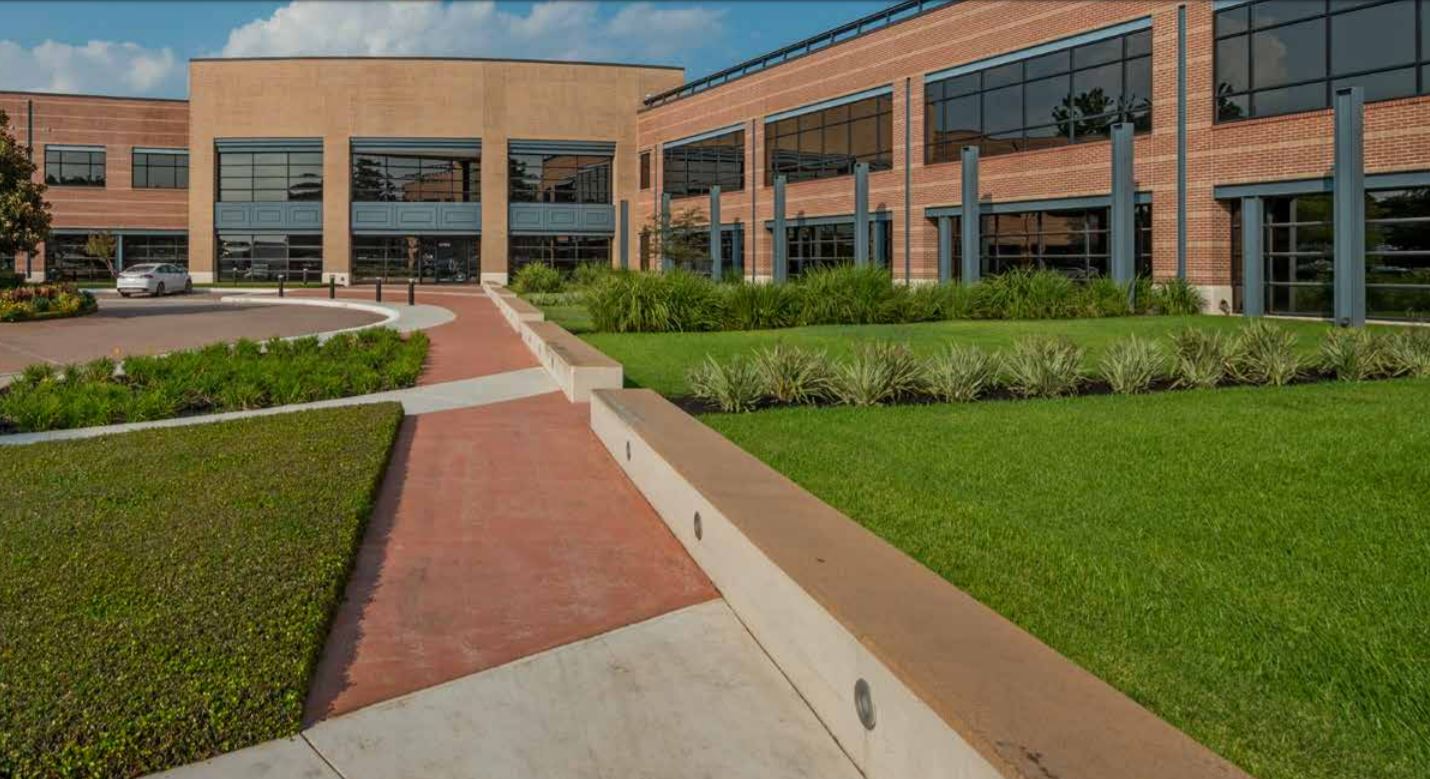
left=565, top=314, right=1357, bottom=396
left=704, top=381, right=1430, bottom=779
left=0, top=403, right=404, bottom=777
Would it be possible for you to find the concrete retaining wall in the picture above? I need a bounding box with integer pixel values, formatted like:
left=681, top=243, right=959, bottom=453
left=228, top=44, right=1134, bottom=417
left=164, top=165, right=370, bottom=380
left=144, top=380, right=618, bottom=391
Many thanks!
left=589, top=388, right=1249, bottom=779
left=484, top=284, right=621, bottom=402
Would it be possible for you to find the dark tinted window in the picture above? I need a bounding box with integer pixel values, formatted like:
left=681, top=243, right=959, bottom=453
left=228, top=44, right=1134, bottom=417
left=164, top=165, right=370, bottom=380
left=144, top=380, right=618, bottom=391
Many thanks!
left=639, top=151, right=651, bottom=190
left=663, top=129, right=744, bottom=198
left=508, top=154, right=612, bottom=204
left=784, top=222, right=890, bottom=278
left=1216, top=0, right=1428, bottom=122
left=766, top=93, right=892, bottom=185
left=132, top=151, right=188, bottom=189
left=351, top=152, right=479, bottom=202
left=216, top=233, right=323, bottom=282
left=218, top=151, right=322, bottom=202
left=45, top=148, right=105, bottom=187
left=124, top=234, right=188, bottom=268
left=951, top=205, right=1152, bottom=280
left=925, top=26, right=1151, bottom=163
left=352, top=235, right=479, bottom=283
left=508, top=235, right=611, bottom=274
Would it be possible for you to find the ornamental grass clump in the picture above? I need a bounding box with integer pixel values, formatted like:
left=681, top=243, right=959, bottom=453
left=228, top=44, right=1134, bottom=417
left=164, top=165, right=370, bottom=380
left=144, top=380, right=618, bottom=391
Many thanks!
left=1169, top=328, right=1231, bottom=389
left=752, top=344, right=832, bottom=405
left=830, top=342, right=926, bottom=406
left=1099, top=335, right=1168, bottom=395
left=1149, top=277, right=1206, bottom=315
left=795, top=265, right=903, bottom=325
left=924, top=344, right=997, bottom=402
left=586, top=270, right=722, bottom=332
left=1319, top=328, right=1391, bottom=382
left=686, top=355, right=764, bottom=413
left=975, top=268, right=1080, bottom=320
left=510, top=262, right=564, bottom=294
left=1228, top=320, right=1303, bottom=386
left=1001, top=336, right=1084, bottom=398
left=722, top=281, right=801, bottom=330
left=1384, top=328, right=1430, bottom=377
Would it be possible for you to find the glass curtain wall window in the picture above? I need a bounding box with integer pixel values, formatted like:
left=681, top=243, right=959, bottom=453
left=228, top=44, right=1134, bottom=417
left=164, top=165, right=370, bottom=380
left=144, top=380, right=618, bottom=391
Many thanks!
left=670, top=227, right=743, bottom=277
left=351, top=236, right=478, bottom=283
left=1232, top=189, right=1430, bottom=319
left=925, top=27, right=1151, bottom=162
left=124, top=235, right=189, bottom=268
left=951, top=205, right=1152, bottom=279
left=766, top=94, right=893, bottom=185
left=132, top=152, right=189, bottom=189
left=1214, top=0, right=1430, bottom=122
left=508, top=155, right=612, bottom=204
left=216, top=234, right=323, bottom=282
left=45, top=148, right=105, bottom=186
left=351, top=153, right=479, bottom=202
left=508, top=236, right=611, bottom=274
left=44, top=235, right=111, bottom=281
left=663, top=130, right=745, bottom=198
left=218, top=152, right=323, bottom=201
left=783, top=222, right=890, bottom=278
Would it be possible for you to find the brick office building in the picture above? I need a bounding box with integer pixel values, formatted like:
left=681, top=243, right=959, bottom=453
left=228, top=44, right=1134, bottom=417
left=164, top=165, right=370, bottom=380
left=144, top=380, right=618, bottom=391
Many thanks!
left=6, top=0, right=1430, bottom=320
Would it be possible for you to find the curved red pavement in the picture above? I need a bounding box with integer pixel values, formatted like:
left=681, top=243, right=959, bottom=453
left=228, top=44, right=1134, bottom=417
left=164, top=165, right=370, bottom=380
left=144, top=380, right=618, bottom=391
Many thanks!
left=302, top=288, right=717, bottom=721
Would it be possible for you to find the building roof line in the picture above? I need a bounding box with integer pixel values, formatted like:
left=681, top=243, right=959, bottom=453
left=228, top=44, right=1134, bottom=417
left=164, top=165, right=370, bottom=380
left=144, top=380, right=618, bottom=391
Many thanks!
left=190, top=55, right=683, bottom=71
left=0, top=89, right=188, bottom=104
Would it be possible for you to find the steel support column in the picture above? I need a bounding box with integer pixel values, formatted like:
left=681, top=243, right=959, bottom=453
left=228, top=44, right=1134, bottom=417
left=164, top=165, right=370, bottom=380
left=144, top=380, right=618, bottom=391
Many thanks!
left=115, top=234, right=125, bottom=274
left=1333, top=86, right=1366, bottom=327
left=660, top=193, right=672, bottom=272
left=937, top=216, right=953, bottom=283
left=1110, top=122, right=1136, bottom=285
left=773, top=175, right=788, bottom=282
left=1242, top=196, right=1264, bottom=317
left=960, top=145, right=980, bottom=285
left=619, top=200, right=629, bottom=269
left=709, top=185, right=723, bottom=279
left=854, top=162, right=870, bottom=267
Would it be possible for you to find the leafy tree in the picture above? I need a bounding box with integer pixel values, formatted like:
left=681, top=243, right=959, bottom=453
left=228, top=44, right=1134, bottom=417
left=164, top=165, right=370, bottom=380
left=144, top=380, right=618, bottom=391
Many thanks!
left=0, top=109, right=51, bottom=266
left=85, top=231, right=118, bottom=278
left=646, top=206, right=712, bottom=273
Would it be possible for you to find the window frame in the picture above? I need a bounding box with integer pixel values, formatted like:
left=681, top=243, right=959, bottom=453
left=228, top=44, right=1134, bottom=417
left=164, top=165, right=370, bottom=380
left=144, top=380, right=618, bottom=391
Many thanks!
left=662, top=129, right=746, bottom=199
left=132, top=150, right=189, bottom=190
left=764, top=93, right=894, bottom=186
left=508, top=235, right=612, bottom=273
left=639, top=150, right=652, bottom=190
left=44, top=147, right=106, bottom=188
left=1213, top=0, right=1427, bottom=123
left=350, top=152, right=479, bottom=203
left=217, top=150, right=324, bottom=203
left=507, top=154, right=613, bottom=205
left=215, top=232, right=324, bottom=282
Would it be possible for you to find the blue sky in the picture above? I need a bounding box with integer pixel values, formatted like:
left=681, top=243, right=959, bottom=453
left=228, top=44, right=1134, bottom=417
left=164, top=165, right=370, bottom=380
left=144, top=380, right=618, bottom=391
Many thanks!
left=0, top=1, right=892, bottom=98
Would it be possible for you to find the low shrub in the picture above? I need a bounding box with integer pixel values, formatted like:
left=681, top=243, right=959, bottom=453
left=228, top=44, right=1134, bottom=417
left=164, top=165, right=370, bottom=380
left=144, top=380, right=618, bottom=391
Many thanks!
left=0, top=283, right=97, bottom=322
left=925, top=344, right=997, bottom=402
left=1099, top=335, right=1168, bottom=395
left=0, top=328, right=429, bottom=433
left=830, top=342, right=926, bottom=406
left=1149, top=277, right=1206, bottom=316
left=1001, top=336, right=1084, bottom=398
left=1320, top=328, right=1391, bottom=381
left=511, top=262, right=564, bottom=294
left=1169, top=328, right=1231, bottom=389
left=723, top=281, right=802, bottom=330
left=1384, top=328, right=1430, bottom=378
left=977, top=268, right=1079, bottom=320
left=687, top=355, right=764, bottom=412
left=752, top=344, right=832, bottom=405
left=586, top=270, right=723, bottom=332
left=569, top=262, right=613, bottom=290
left=1080, top=277, right=1133, bottom=318
left=796, top=265, right=904, bottom=326
left=0, top=271, right=23, bottom=290
left=1229, top=320, right=1303, bottom=386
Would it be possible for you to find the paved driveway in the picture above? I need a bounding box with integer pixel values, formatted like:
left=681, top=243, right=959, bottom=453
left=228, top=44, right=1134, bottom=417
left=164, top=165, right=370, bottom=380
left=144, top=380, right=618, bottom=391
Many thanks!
left=0, top=293, right=383, bottom=375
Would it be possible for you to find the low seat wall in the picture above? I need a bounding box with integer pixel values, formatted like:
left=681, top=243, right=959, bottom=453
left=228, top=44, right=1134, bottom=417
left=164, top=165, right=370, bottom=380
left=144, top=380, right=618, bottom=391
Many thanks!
left=589, top=388, right=1249, bottom=779
left=484, top=284, right=622, bottom=402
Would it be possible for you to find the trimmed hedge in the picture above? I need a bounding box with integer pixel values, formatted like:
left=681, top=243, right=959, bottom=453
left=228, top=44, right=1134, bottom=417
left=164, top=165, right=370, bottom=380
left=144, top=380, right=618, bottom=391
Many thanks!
left=583, top=266, right=1204, bottom=333
left=0, top=403, right=404, bottom=777
left=0, top=283, right=97, bottom=322
left=0, top=328, right=428, bottom=433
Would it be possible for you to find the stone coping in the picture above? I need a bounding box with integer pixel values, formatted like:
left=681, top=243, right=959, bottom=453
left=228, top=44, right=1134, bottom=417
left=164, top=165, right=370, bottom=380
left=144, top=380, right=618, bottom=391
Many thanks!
left=590, top=388, right=1250, bottom=779
left=484, top=284, right=622, bottom=401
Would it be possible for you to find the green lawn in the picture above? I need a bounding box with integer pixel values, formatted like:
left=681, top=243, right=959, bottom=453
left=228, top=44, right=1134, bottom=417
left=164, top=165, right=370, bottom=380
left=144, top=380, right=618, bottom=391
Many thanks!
left=557, top=313, right=1354, bottom=396
left=704, top=381, right=1430, bottom=779
left=0, top=403, right=404, bottom=778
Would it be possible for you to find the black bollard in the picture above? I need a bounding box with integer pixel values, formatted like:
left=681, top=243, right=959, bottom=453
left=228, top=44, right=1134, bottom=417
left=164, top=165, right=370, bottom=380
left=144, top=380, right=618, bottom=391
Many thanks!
left=328, top=275, right=336, bottom=299
left=375, top=279, right=383, bottom=302
left=407, top=278, right=416, bottom=306
left=278, top=274, right=286, bottom=298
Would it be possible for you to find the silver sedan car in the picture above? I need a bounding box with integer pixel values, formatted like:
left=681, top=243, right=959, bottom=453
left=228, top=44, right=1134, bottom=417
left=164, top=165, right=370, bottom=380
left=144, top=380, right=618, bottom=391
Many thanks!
left=117, top=263, right=192, bottom=297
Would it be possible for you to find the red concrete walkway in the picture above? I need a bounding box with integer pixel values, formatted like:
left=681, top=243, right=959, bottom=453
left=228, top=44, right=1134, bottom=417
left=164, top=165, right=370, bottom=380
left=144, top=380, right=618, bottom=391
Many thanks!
left=303, top=289, right=716, bottom=721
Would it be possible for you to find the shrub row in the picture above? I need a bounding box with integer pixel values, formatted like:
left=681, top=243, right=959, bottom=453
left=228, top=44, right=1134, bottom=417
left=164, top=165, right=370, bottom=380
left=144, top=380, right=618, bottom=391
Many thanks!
left=0, top=328, right=429, bottom=433
left=583, top=266, right=1204, bottom=333
left=686, top=322, right=1430, bottom=412
left=510, top=261, right=613, bottom=295
left=0, top=283, right=96, bottom=322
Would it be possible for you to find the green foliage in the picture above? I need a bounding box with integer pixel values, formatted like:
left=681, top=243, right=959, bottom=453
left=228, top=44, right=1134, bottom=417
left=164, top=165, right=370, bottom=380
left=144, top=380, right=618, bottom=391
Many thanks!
left=686, top=355, right=764, bottom=412
left=1001, top=335, right=1085, bottom=398
left=1384, top=328, right=1430, bottom=378
left=1080, top=276, right=1133, bottom=318
left=974, top=268, right=1079, bottom=319
left=1319, top=328, right=1390, bottom=381
left=925, top=343, right=997, bottom=402
left=723, top=280, right=801, bottom=330
left=1229, top=320, right=1303, bottom=386
left=1149, top=277, right=1206, bottom=315
left=1099, top=335, right=1167, bottom=394
left=752, top=344, right=832, bottom=405
left=0, top=109, right=52, bottom=258
left=1169, top=327, right=1231, bottom=389
left=0, top=404, right=403, bottom=777
left=0, top=283, right=97, bottom=322
left=0, top=328, right=428, bottom=433
left=830, top=342, right=926, bottom=406
left=569, top=262, right=613, bottom=290
left=586, top=269, right=723, bottom=332
left=795, top=265, right=907, bottom=325
left=511, top=262, right=564, bottom=294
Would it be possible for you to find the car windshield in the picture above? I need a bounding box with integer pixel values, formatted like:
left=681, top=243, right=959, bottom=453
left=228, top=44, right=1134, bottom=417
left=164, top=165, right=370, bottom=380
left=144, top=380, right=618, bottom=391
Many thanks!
left=122, top=265, right=159, bottom=275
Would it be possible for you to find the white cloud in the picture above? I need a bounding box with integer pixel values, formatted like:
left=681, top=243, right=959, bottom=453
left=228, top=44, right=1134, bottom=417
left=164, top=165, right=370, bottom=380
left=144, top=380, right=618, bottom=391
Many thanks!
left=0, top=39, right=181, bottom=96
left=218, top=0, right=724, bottom=65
